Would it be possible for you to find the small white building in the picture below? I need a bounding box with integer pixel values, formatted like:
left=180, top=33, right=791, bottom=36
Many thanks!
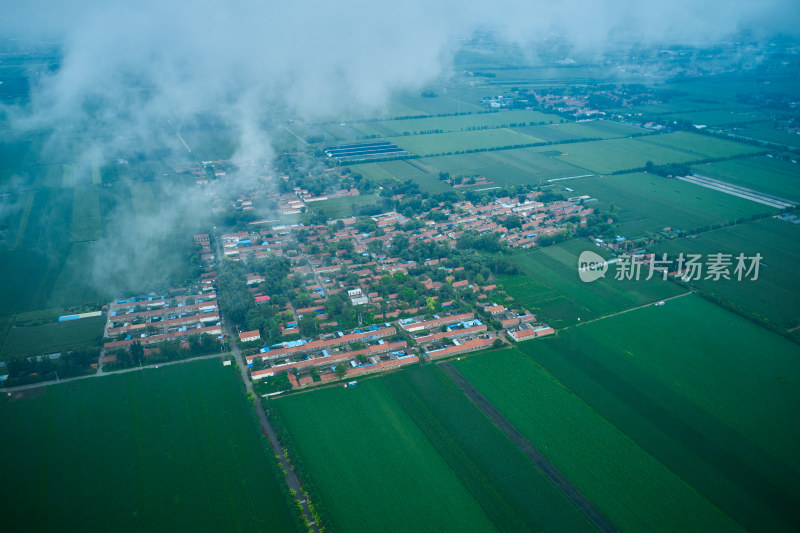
left=239, top=330, right=261, bottom=343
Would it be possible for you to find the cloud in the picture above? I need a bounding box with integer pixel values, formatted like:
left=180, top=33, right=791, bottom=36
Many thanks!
left=5, top=0, right=798, bottom=156
left=1, top=0, right=797, bottom=296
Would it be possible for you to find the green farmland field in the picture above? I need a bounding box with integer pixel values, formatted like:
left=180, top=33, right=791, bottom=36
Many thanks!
left=550, top=136, right=701, bottom=174
left=304, top=194, right=379, bottom=219
left=271, top=378, right=499, bottom=533
left=0, top=247, right=69, bottom=314
left=516, top=120, right=642, bottom=142
left=454, top=347, right=742, bottom=533
left=371, top=109, right=562, bottom=136
left=69, top=184, right=102, bottom=242
left=391, top=128, right=543, bottom=156
left=381, top=366, right=593, bottom=532
left=0, top=359, right=296, bottom=532
left=0, top=315, right=104, bottom=360
left=350, top=159, right=452, bottom=194
left=563, top=172, right=773, bottom=238
left=692, top=156, right=800, bottom=202
left=545, top=132, right=760, bottom=175
left=653, top=217, right=800, bottom=332
left=634, top=131, right=764, bottom=160
left=500, top=239, right=684, bottom=328
left=736, top=122, right=800, bottom=148
left=521, top=295, right=800, bottom=532
left=422, top=148, right=589, bottom=186
left=659, top=109, right=768, bottom=127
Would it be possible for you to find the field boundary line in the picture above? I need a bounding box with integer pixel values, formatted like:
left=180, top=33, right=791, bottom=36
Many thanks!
left=439, top=361, right=620, bottom=533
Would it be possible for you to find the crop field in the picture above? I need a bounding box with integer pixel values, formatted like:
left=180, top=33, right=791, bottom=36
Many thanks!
left=634, top=131, right=764, bottom=160
left=0, top=359, right=296, bottom=531
left=454, top=347, right=742, bottom=533
left=516, top=119, right=642, bottom=141
left=46, top=242, right=107, bottom=308
left=653, top=217, right=800, bottom=332
left=563, top=172, right=773, bottom=238
left=518, top=295, right=800, bottom=532
left=659, top=109, right=769, bottom=127
left=304, top=194, right=378, bottom=219
left=0, top=315, right=104, bottom=360
left=499, top=240, right=684, bottom=328
left=421, top=148, right=589, bottom=186
left=340, top=119, right=643, bottom=159
left=381, top=92, right=485, bottom=118
left=350, top=159, right=452, bottom=194
left=0, top=248, right=68, bottom=314
left=69, top=184, right=102, bottom=242
left=692, top=156, right=800, bottom=202
left=370, top=109, right=562, bottom=136
left=390, top=128, right=544, bottom=156
left=382, top=366, right=594, bottom=532
left=0, top=314, right=13, bottom=352
left=736, top=122, right=800, bottom=148
left=550, top=136, right=701, bottom=174
left=271, top=378, right=499, bottom=533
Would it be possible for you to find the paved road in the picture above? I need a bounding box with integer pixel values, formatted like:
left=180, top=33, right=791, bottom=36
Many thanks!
left=1, top=353, right=224, bottom=393
left=215, top=232, right=319, bottom=531
left=439, top=362, right=620, bottom=533
left=224, top=317, right=319, bottom=531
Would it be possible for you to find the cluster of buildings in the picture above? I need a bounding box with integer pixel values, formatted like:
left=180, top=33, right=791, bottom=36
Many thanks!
left=242, top=304, right=553, bottom=391
left=102, top=290, right=222, bottom=351
left=524, top=85, right=664, bottom=118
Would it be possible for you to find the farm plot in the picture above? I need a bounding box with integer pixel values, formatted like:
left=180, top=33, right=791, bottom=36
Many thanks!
left=564, top=172, right=772, bottom=238
left=517, top=120, right=643, bottom=142
left=521, top=295, right=800, bottom=532
left=0, top=315, right=104, bottom=359
left=653, top=217, right=800, bottom=332
left=422, top=148, right=589, bottom=187
left=23, top=188, right=73, bottom=248
left=0, top=190, right=35, bottom=249
left=660, top=109, right=769, bottom=127
left=736, top=122, right=800, bottom=148
left=304, top=194, right=379, bottom=219
left=0, top=246, right=69, bottom=314
left=69, top=185, right=102, bottom=242
left=47, top=242, right=107, bottom=308
left=381, top=365, right=594, bottom=532
left=500, top=239, right=684, bottom=328
left=272, top=378, right=497, bottom=533
left=549, top=137, right=700, bottom=174
left=390, top=128, right=544, bottom=156
left=634, top=131, right=764, bottom=160
left=373, top=109, right=561, bottom=136
left=454, top=347, right=742, bottom=533
left=0, top=359, right=296, bottom=532
left=692, top=156, right=800, bottom=203
left=350, top=159, right=451, bottom=194
left=386, top=92, right=484, bottom=117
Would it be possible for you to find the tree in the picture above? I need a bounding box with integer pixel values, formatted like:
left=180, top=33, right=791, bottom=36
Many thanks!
left=299, top=315, right=317, bottom=337
left=503, top=215, right=522, bottom=230
left=335, top=364, right=348, bottom=379
left=130, top=341, right=144, bottom=364
left=425, top=297, right=437, bottom=313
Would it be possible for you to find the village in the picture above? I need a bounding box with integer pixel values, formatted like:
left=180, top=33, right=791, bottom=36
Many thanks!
left=95, top=178, right=593, bottom=391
